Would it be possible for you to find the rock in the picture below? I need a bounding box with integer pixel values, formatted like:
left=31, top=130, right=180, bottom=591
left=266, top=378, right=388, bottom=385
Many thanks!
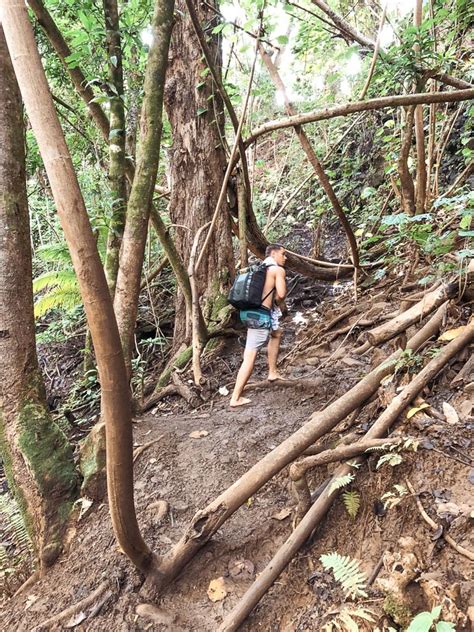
left=136, top=604, right=175, bottom=627
left=79, top=422, right=106, bottom=501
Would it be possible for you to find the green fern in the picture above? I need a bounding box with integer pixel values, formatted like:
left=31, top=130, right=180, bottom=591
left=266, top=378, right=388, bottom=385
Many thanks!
left=342, top=490, right=361, bottom=519
left=327, top=473, right=355, bottom=496
left=35, top=242, right=73, bottom=265
left=320, top=552, right=368, bottom=599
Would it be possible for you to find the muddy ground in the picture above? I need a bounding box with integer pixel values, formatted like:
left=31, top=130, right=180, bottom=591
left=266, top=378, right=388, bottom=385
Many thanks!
left=1, top=241, right=473, bottom=631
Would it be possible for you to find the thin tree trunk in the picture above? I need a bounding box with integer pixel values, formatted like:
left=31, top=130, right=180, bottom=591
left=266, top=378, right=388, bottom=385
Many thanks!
left=414, top=0, right=427, bottom=213
left=113, top=0, right=175, bottom=373
left=398, top=105, right=416, bottom=215
left=28, top=0, right=193, bottom=331
left=0, top=0, right=155, bottom=573
left=237, top=174, right=248, bottom=268
left=0, top=27, right=77, bottom=569
left=258, top=44, right=360, bottom=269
left=102, top=0, right=127, bottom=296
left=358, top=4, right=387, bottom=100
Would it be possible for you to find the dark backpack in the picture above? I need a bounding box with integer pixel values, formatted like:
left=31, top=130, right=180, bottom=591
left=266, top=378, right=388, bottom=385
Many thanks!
left=228, top=263, right=274, bottom=310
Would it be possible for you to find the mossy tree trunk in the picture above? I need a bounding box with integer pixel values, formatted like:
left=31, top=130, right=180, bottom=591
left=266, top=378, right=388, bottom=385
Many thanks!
left=102, top=0, right=127, bottom=296
left=164, top=0, right=235, bottom=349
left=0, top=28, right=78, bottom=569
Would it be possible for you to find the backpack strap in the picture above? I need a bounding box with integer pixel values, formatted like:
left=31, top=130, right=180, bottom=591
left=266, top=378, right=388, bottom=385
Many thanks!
left=261, top=262, right=277, bottom=304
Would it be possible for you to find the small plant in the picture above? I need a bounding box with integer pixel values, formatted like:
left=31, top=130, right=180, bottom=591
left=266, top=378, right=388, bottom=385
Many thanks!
left=406, top=605, right=455, bottom=632
left=342, top=490, right=361, bottom=519
left=327, top=473, right=355, bottom=496
left=322, top=605, right=376, bottom=631
left=320, top=552, right=368, bottom=599
left=381, top=484, right=408, bottom=510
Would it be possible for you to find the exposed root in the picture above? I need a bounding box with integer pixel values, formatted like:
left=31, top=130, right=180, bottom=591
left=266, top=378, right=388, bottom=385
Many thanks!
left=133, top=435, right=165, bottom=463
left=405, top=479, right=474, bottom=562
left=31, top=580, right=113, bottom=631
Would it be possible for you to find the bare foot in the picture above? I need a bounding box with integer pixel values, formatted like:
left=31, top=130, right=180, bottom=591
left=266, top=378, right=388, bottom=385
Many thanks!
left=229, top=397, right=252, bottom=408
left=267, top=373, right=284, bottom=382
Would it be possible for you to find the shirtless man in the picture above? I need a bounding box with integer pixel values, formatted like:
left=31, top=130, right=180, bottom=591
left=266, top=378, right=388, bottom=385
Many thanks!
left=230, top=244, right=287, bottom=407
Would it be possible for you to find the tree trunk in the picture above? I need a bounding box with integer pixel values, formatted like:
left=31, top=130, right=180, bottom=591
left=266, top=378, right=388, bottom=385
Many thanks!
left=113, top=0, right=175, bottom=372
left=398, top=105, right=416, bottom=215
left=0, top=0, right=155, bottom=573
left=414, top=0, right=427, bottom=213
left=102, top=0, right=127, bottom=296
left=0, top=28, right=77, bottom=569
left=164, top=0, right=235, bottom=348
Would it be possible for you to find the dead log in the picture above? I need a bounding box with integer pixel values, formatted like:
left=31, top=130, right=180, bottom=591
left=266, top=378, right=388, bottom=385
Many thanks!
left=365, top=281, right=456, bottom=348
left=142, top=304, right=447, bottom=595
left=219, top=311, right=474, bottom=630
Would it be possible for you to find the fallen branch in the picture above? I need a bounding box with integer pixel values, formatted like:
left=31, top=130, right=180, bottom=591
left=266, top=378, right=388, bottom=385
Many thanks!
left=31, top=581, right=112, bottom=632
left=244, top=89, right=474, bottom=148
left=219, top=306, right=473, bottom=630
left=290, top=437, right=401, bottom=518
left=142, top=304, right=447, bottom=595
left=365, top=281, right=456, bottom=348
left=244, top=377, right=324, bottom=392
left=406, top=479, right=474, bottom=562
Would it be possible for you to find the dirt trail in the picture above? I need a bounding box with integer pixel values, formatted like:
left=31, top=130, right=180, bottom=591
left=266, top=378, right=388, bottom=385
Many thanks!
left=2, top=268, right=473, bottom=631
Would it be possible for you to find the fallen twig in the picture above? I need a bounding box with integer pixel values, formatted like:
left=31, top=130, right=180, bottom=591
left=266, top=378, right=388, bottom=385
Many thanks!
left=406, top=479, right=474, bottom=562
left=133, top=435, right=165, bottom=463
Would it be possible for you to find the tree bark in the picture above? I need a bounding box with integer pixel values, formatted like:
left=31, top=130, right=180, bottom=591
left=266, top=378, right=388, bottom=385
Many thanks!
left=164, top=0, right=235, bottom=348
left=102, top=0, right=127, bottom=296
left=113, top=0, right=175, bottom=372
left=244, top=89, right=474, bottom=147
left=0, top=28, right=77, bottom=568
left=0, top=0, right=154, bottom=573
left=258, top=44, right=359, bottom=269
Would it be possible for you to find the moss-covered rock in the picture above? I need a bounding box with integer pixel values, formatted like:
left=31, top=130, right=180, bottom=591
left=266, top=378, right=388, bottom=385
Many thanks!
left=79, top=422, right=106, bottom=500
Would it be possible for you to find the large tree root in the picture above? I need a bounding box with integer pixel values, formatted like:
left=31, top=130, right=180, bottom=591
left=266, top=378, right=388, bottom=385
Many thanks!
left=31, top=580, right=112, bottom=631
left=142, top=304, right=447, bottom=596
left=243, top=377, right=324, bottom=392
left=218, top=310, right=474, bottom=630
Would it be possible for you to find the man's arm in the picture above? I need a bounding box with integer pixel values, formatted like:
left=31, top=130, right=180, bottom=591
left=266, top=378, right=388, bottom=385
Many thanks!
left=275, top=267, right=286, bottom=300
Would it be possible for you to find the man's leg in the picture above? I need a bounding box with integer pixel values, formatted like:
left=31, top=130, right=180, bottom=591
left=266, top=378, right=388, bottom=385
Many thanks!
left=267, top=328, right=283, bottom=381
left=230, top=348, right=258, bottom=407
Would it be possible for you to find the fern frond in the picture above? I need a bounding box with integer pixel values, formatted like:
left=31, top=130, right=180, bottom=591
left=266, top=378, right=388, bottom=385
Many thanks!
left=320, top=552, right=368, bottom=599
left=342, top=490, right=361, bottom=519
left=34, top=287, right=81, bottom=317
left=376, top=453, right=403, bottom=469
left=36, top=242, right=72, bottom=264
left=33, top=269, right=77, bottom=293
left=328, top=473, right=355, bottom=496
left=0, top=494, right=34, bottom=563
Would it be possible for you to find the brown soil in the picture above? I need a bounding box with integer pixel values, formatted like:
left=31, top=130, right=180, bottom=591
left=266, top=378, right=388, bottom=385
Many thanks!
left=1, top=278, right=473, bottom=631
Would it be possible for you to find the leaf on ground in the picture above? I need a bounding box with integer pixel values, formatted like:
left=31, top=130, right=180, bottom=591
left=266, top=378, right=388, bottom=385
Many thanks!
left=75, top=497, right=93, bottom=521
left=207, top=577, right=228, bottom=602
left=407, top=402, right=430, bottom=419
left=272, top=507, right=292, bottom=521
left=64, top=611, right=87, bottom=628
left=438, top=325, right=467, bottom=341
left=218, top=386, right=229, bottom=396
left=189, top=430, right=209, bottom=439
left=442, top=402, right=459, bottom=425
left=24, top=595, right=39, bottom=611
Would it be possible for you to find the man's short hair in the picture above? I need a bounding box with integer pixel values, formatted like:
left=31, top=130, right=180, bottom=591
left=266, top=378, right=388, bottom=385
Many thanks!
left=265, top=244, right=284, bottom=257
